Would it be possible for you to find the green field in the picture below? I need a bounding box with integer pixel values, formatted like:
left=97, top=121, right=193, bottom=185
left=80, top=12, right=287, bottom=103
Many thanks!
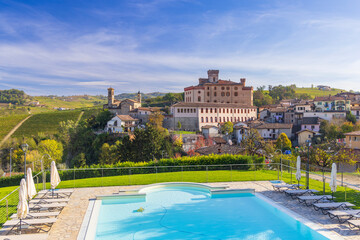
left=34, top=96, right=105, bottom=109
left=0, top=114, right=29, bottom=141
left=12, top=110, right=83, bottom=138
left=294, top=87, right=344, bottom=98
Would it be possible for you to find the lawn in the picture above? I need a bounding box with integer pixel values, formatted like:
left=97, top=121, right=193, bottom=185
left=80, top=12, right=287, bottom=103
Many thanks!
left=12, top=110, right=83, bottom=138
left=0, top=114, right=29, bottom=141
left=0, top=168, right=359, bottom=227
left=172, top=130, right=197, bottom=134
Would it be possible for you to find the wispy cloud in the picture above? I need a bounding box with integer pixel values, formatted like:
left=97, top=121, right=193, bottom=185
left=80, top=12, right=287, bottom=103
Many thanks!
left=0, top=0, right=360, bottom=95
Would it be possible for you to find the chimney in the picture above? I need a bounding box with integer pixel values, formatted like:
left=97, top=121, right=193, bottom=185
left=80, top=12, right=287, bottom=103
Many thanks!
left=240, top=78, right=246, bottom=85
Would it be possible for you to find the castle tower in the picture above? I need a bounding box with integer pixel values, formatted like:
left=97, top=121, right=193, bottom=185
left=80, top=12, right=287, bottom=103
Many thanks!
left=137, top=91, right=141, bottom=105
left=207, top=70, right=219, bottom=83
left=108, top=87, right=114, bottom=106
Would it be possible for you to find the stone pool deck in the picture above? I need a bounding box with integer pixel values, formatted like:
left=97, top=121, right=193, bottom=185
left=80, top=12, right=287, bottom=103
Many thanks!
left=47, top=181, right=360, bottom=240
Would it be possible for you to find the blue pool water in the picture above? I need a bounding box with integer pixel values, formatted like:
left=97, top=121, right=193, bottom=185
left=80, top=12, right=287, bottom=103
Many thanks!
left=95, top=184, right=329, bottom=240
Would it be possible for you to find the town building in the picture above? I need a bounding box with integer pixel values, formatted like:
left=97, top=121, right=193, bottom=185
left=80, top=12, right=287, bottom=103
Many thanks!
left=303, top=111, right=346, bottom=122
left=351, top=106, right=360, bottom=120
left=103, top=88, right=142, bottom=115
left=254, top=123, right=293, bottom=140
left=317, top=85, right=331, bottom=91
left=105, top=115, right=138, bottom=133
left=300, top=117, right=322, bottom=133
left=201, top=125, right=220, bottom=138
left=296, top=129, right=316, bottom=146
left=169, top=70, right=257, bottom=131
left=313, top=96, right=351, bottom=111
left=129, top=107, right=161, bottom=124
left=336, top=92, right=360, bottom=101
left=344, top=131, right=360, bottom=150
left=260, top=108, right=286, bottom=123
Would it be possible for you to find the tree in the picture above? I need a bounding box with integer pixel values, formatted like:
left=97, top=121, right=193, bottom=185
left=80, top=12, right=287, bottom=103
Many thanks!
left=240, top=129, right=265, bottom=156
left=221, top=122, right=233, bottom=135
left=176, top=121, right=182, bottom=130
left=99, top=143, right=111, bottom=165
left=72, top=153, right=87, bottom=168
left=38, top=139, right=63, bottom=168
left=95, top=110, right=113, bottom=129
left=275, top=133, right=292, bottom=151
left=346, top=112, right=357, bottom=124
left=148, top=111, right=165, bottom=130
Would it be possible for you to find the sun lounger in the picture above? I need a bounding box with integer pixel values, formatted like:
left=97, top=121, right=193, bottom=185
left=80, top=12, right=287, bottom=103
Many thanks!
left=10, top=211, right=60, bottom=220
left=297, top=195, right=334, bottom=207
left=0, top=233, right=48, bottom=240
left=327, top=210, right=360, bottom=223
left=347, top=219, right=360, bottom=230
left=284, top=189, right=318, bottom=199
left=30, top=198, right=69, bottom=204
left=37, top=189, right=74, bottom=198
left=313, top=202, right=355, bottom=215
left=272, top=184, right=303, bottom=192
left=29, top=202, right=67, bottom=212
left=2, top=218, right=57, bottom=234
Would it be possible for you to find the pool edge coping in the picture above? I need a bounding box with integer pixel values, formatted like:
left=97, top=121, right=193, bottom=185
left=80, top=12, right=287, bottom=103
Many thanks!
left=256, top=193, right=344, bottom=240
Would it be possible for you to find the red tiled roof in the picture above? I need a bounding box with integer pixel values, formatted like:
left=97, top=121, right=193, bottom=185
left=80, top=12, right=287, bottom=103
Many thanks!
left=116, top=115, right=137, bottom=121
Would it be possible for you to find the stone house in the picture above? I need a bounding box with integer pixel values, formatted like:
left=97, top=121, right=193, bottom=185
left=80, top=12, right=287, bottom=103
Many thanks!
left=303, top=111, right=346, bottom=122
left=296, top=129, right=316, bottom=146
left=103, top=88, right=142, bottom=115
left=351, top=106, right=360, bottom=120
left=301, top=117, right=321, bottom=132
left=129, top=107, right=161, bottom=124
left=201, top=125, right=219, bottom=139
left=233, top=122, right=249, bottom=144
left=344, top=131, right=360, bottom=150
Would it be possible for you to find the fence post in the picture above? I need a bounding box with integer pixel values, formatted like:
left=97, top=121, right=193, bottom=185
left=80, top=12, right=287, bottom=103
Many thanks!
left=102, top=168, right=104, bottom=187
left=155, top=167, right=158, bottom=183
left=277, top=163, right=280, bottom=180
left=129, top=169, right=131, bottom=185
left=290, top=162, right=292, bottom=184
left=280, top=157, right=283, bottom=180
left=36, top=176, right=39, bottom=192
left=322, top=167, right=325, bottom=195
left=73, top=169, right=76, bottom=188
left=206, top=166, right=208, bottom=183
left=230, top=165, right=233, bottom=182
left=181, top=166, right=183, bottom=182
left=6, top=199, right=8, bottom=220
left=345, top=185, right=347, bottom=201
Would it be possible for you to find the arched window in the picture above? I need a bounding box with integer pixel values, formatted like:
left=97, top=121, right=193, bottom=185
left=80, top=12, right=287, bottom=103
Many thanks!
left=201, top=117, right=204, bottom=122
left=201, top=108, right=203, bottom=113
left=206, top=117, right=208, bottom=122
left=206, top=108, right=208, bottom=113
left=227, top=117, right=229, bottom=122
left=234, top=92, right=238, bottom=96
left=231, top=117, right=233, bottom=122
left=226, top=92, right=230, bottom=96
left=210, top=108, right=213, bottom=113
left=215, top=117, right=217, bottom=122
left=210, top=117, right=213, bottom=122
left=221, top=92, right=225, bottom=96
left=198, top=96, right=201, bottom=102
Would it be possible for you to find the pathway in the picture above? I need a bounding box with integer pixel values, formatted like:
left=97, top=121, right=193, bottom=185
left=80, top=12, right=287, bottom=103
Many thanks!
left=0, top=115, right=32, bottom=147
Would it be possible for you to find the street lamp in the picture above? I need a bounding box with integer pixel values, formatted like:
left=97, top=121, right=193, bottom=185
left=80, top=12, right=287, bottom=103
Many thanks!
left=21, top=143, right=29, bottom=180
left=306, top=140, right=311, bottom=189
left=9, top=148, right=13, bottom=177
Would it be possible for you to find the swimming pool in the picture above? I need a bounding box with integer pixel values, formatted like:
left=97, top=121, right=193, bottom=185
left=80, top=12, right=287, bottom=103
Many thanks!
left=83, top=183, right=335, bottom=240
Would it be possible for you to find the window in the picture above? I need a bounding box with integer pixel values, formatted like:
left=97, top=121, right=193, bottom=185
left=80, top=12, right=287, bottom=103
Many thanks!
left=226, top=87, right=230, bottom=90
left=214, top=87, right=217, bottom=90
left=206, top=108, right=208, bottom=113
left=210, top=108, right=213, bottom=113
left=226, top=92, right=230, bottom=96
left=231, top=117, right=233, bottom=122
left=234, top=92, right=238, bottom=96
left=214, top=92, right=217, bottom=96
left=230, top=109, right=232, bottom=113
left=181, top=109, right=183, bottom=113
left=234, top=87, right=238, bottom=90
left=177, top=109, right=180, bottom=113
left=207, top=87, right=210, bottom=90
left=201, top=117, right=204, bottom=122
left=215, top=108, right=217, bottom=113
left=206, top=117, right=208, bottom=122
left=207, top=92, right=209, bottom=96
left=198, top=91, right=201, bottom=94
left=215, top=117, right=217, bottom=122
left=210, top=117, right=213, bottom=122
left=227, top=109, right=229, bottom=113
left=241, top=109, right=243, bottom=113
left=201, top=108, right=203, bottom=113
left=221, top=92, right=225, bottom=96
left=198, top=96, right=201, bottom=102
left=227, top=117, right=229, bottom=122
left=238, top=109, right=240, bottom=113
left=309, top=135, right=311, bottom=138
left=221, top=87, right=225, bottom=90
left=213, top=77, right=215, bottom=81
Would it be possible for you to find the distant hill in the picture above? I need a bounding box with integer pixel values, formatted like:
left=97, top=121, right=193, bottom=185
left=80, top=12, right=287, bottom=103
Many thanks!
left=114, top=92, right=167, bottom=100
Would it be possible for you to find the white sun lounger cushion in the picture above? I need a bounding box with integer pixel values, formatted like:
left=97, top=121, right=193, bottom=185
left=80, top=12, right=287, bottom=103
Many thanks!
left=10, top=211, right=60, bottom=219
left=3, top=218, right=57, bottom=227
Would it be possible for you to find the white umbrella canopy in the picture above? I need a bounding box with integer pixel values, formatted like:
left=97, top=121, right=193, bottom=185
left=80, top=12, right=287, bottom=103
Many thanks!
left=50, top=161, right=61, bottom=190
left=296, top=156, right=302, bottom=184
left=330, top=163, right=337, bottom=193
left=17, top=178, right=29, bottom=220
left=26, top=168, right=37, bottom=200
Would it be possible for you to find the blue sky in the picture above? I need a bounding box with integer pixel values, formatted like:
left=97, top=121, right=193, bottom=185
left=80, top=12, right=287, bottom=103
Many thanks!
left=1, top=0, right=360, bottom=95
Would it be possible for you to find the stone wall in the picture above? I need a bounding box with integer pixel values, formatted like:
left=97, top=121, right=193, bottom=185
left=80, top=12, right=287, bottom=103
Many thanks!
left=163, top=116, right=199, bottom=131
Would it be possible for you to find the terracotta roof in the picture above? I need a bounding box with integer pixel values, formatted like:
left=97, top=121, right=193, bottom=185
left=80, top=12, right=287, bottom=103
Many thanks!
left=296, top=129, right=316, bottom=134
left=344, top=131, right=360, bottom=136
left=116, top=115, right=137, bottom=121
left=212, top=137, right=227, bottom=144
left=255, top=123, right=293, bottom=129
left=171, top=102, right=256, bottom=108
left=314, top=96, right=346, bottom=101
left=195, top=145, right=244, bottom=155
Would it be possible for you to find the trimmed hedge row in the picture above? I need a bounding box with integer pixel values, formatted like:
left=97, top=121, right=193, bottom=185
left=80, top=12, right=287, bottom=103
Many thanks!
left=0, top=154, right=264, bottom=188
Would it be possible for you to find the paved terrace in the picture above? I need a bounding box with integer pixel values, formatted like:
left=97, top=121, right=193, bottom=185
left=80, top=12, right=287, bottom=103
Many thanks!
left=48, top=181, right=360, bottom=240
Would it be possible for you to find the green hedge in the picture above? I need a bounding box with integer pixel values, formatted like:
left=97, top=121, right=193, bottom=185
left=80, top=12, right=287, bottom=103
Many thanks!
left=0, top=154, right=264, bottom=187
